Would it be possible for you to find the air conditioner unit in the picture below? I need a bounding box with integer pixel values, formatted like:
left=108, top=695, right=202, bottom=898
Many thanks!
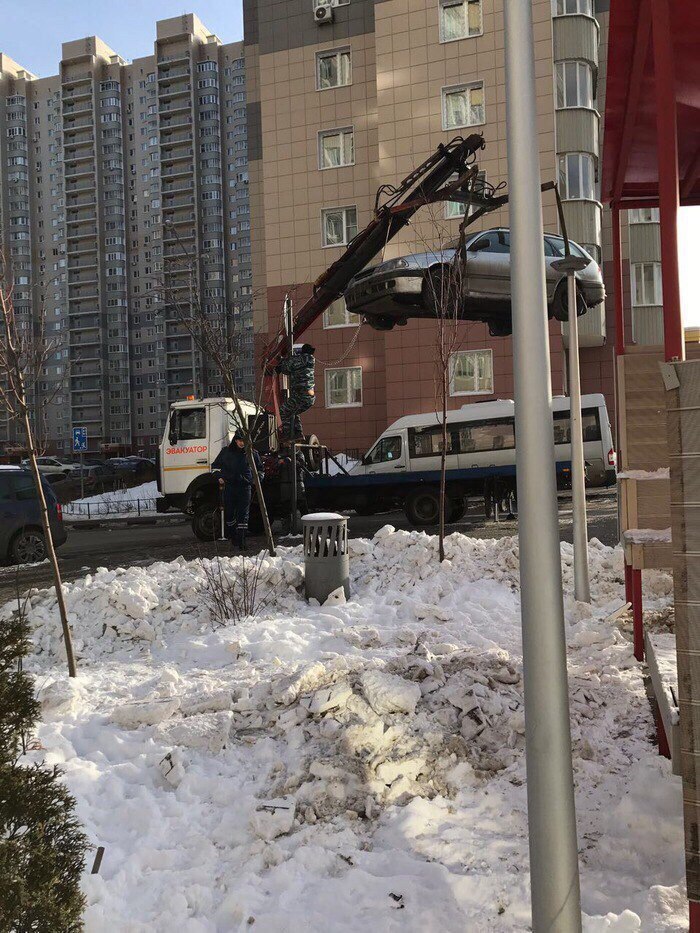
left=314, top=4, right=334, bottom=24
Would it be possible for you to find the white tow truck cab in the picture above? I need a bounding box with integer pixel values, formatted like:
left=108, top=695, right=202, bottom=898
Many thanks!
left=156, top=397, right=276, bottom=537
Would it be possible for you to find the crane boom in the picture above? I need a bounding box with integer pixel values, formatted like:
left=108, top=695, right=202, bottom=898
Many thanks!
left=262, top=133, right=485, bottom=376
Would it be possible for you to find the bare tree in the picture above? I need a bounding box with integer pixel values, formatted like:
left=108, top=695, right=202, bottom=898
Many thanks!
left=0, top=252, right=77, bottom=677
left=151, top=234, right=276, bottom=556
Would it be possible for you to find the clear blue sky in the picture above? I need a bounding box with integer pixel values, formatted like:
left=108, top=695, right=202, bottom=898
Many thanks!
left=5, top=1, right=698, bottom=326
left=2, top=1, right=243, bottom=76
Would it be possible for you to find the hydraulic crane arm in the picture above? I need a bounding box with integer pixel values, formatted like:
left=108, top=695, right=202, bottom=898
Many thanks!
left=261, top=133, right=486, bottom=376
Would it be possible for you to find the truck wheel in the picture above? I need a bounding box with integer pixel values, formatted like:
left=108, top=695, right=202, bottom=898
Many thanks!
left=192, top=503, right=219, bottom=541
left=405, top=489, right=440, bottom=526
left=447, top=499, right=466, bottom=523
left=302, top=435, right=322, bottom=472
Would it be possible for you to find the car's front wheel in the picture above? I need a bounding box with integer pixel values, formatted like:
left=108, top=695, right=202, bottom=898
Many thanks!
left=11, top=528, right=47, bottom=564
left=552, top=279, right=587, bottom=322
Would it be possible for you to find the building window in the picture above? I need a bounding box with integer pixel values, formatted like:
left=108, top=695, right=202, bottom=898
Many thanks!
left=450, top=349, right=493, bottom=395
left=313, top=0, right=350, bottom=7
left=325, top=366, right=362, bottom=408
left=445, top=171, right=487, bottom=219
left=555, top=61, right=593, bottom=109
left=322, top=206, right=358, bottom=247
left=558, top=152, right=595, bottom=200
left=442, top=82, right=485, bottom=130
left=552, top=0, right=593, bottom=15
left=319, top=127, right=354, bottom=169
left=317, top=49, right=351, bottom=89
left=629, top=207, right=660, bottom=223
left=632, top=262, right=663, bottom=307
left=439, top=0, right=482, bottom=42
left=323, top=297, right=357, bottom=328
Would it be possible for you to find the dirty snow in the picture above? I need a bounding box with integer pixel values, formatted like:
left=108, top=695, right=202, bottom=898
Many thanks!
left=4, top=529, right=686, bottom=931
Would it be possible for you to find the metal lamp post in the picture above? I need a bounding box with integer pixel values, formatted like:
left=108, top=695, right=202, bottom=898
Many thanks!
left=504, top=1, right=582, bottom=930
left=552, top=255, right=591, bottom=604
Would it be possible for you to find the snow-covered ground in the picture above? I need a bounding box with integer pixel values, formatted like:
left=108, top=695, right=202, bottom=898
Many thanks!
left=5, top=529, right=685, bottom=931
left=64, top=480, right=161, bottom=520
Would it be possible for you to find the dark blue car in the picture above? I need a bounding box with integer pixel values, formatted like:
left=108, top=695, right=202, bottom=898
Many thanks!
left=0, top=466, right=68, bottom=564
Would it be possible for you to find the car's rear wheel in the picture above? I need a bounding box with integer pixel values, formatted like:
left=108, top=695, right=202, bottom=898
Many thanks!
left=366, top=314, right=397, bottom=332
left=11, top=529, right=47, bottom=564
left=405, top=488, right=440, bottom=526
left=487, top=318, right=513, bottom=337
left=552, top=279, right=587, bottom=322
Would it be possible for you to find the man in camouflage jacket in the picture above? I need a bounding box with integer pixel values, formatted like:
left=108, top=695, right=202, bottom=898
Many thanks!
left=277, top=344, right=316, bottom=441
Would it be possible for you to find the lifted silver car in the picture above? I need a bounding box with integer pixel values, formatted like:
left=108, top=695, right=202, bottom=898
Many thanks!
left=344, top=228, right=605, bottom=336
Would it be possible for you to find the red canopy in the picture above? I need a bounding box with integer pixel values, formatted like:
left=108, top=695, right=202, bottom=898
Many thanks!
left=601, top=0, right=700, bottom=208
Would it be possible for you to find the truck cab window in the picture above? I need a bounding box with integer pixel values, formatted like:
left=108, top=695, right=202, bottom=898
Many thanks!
left=175, top=408, right=206, bottom=440
left=367, top=436, right=402, bottom=464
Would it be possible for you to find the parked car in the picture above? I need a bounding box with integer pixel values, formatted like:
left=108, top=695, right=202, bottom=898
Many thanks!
left=344, top=228, right=606, bottom=336
left=20, top=456, right=73, bottom=478
left=0, top=466, right=67, bottom=564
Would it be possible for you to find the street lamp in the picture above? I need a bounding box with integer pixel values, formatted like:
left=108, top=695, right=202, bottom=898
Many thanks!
left=552, top=255, right=591, bottom=604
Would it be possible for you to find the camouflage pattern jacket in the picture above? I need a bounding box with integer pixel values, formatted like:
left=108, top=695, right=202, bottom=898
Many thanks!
left=277, top=351, right=315, bottom=394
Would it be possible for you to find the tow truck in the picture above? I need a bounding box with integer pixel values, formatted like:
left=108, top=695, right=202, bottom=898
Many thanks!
left=157, top=135, right=495, bottom=537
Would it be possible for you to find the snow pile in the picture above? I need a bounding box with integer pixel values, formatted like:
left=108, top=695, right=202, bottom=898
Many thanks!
left=64, top=480, right=161, bottom=520
left=7, top=528, right=686, bottom=931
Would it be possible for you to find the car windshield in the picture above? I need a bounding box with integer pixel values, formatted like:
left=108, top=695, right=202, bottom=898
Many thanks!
left=545, top=236, right=587, bottom=259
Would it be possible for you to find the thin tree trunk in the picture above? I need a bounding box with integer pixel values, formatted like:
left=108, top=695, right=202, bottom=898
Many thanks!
left=21, top=406, right=77, bottom=677
left=439, top=365, right=447, bottom=563
left=226, top=381, right=276, bottom=557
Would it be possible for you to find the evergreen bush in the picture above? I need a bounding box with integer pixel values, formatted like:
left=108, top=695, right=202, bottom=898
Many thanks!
left=0, top=600, right=87, bottom=932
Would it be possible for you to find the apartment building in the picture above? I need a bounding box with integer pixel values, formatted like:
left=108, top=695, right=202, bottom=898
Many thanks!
left=244, top=0, right=659, bottom=454
left=0, top=14, right=253, bottom=455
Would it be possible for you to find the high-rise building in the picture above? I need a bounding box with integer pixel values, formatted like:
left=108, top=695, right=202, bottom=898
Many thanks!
left=0, top=14, right=253, bottom=455
left=243, top=0, right=657, bottom=454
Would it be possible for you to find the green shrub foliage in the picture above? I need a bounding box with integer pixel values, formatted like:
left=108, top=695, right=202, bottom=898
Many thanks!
left=0, top=602, right=87, bottom=931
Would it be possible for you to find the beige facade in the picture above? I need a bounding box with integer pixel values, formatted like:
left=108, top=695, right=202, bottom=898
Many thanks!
left=245, top=0, right=613, bottom=453
left=0, top=14, right=253, bottom=455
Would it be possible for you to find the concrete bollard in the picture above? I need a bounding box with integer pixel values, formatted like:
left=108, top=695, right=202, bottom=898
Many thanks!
left=302, top=512, right=350, bottom=604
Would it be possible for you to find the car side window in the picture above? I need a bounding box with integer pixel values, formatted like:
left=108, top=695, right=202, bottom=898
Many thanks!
left=176, top=408, right=206, bottom=440
left=470, top=235, right=492, bottom=253
left=9, top=474, right=37, bottom=501
left=369, top=436, right=402, bottom=464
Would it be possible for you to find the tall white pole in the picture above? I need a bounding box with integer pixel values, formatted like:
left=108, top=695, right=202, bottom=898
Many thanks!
left=561, top=265, right=591, bottom=603
left=504, top=2, right=582, bottom=930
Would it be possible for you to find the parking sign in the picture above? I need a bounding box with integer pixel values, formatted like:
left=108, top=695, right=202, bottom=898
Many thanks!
left=72, top=427, right=88, bottom=452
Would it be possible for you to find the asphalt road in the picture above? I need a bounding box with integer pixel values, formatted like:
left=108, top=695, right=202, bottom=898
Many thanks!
left=0, top=491, right=617, bottom=603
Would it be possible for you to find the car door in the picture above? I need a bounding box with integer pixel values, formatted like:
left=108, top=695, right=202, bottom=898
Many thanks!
left=364, top=435, right=405, bottom=475
left=0, top=474, right=17, bottom=556
left=465, top=231, right=511, bottom=302
left=163, top=406, right=209, bottom=496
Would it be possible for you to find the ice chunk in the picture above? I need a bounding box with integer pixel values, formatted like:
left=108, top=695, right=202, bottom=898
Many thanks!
left=155, top=711, right=233, bottom=754
left=38, top=678, right=80, bottom=716
left=110, top=696, right=181, bottom=728
left=360, top=670, right=421, bottom=715
left=158, top=748, right=187, bottom=788
left=250, top=795, right=296, bottom=840
left=323, top=586, right=347, bottom=606
left=375, top=756, right=427, bottom=785
left=300, top=681, right=353, bottom=715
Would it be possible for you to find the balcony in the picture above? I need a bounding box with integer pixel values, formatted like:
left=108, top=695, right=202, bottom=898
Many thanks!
left=157, top=51, right=190, bottom=65
left=162, top=194, right=194, bottom=209
left=162, top=179, right=194, bottom=194
left=65, top=166, right=96, bottom=180
left=62, top=101, right=92, bottom=116
left=158, top=66, right=190, bottom=82
left=63, top=115, right=94, bottom=130
left=159, top=83, right=191, bottom=100
left=159, top=118, right=192, bottom=132
left=66, top=193, right=97, bottom=208
left=159, top=131, right=193, bottom=147
left=161, top=164, right=193, bottom=178
left=62, top=86, right=92, bottom=101
left=158, top=100, right=191, bottom=116
left=62, top=72, right=92, bottom=85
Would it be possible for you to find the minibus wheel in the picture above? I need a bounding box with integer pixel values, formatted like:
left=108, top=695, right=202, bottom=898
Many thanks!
left=406, top=488, right=440, bottom=526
